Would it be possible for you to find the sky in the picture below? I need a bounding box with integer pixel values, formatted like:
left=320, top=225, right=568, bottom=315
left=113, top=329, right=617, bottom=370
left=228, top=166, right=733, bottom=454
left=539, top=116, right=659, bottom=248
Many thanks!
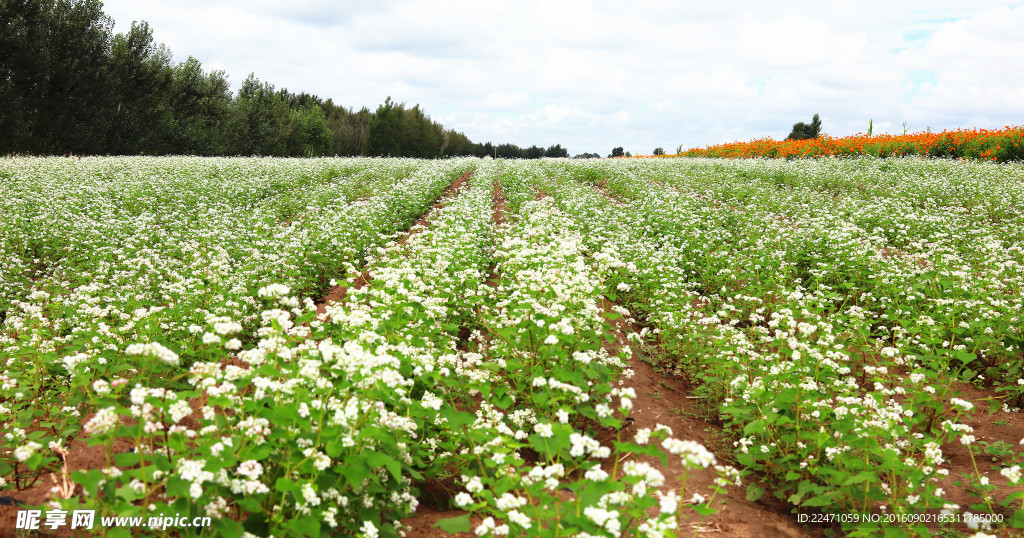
left=101, top=0, right=1024, bottom=156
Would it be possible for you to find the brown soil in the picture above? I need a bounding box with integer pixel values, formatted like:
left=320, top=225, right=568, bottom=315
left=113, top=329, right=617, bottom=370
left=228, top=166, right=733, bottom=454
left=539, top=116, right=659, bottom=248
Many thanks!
left=597, top=299, right=820, bottom=537
left=491, top=178, right=509, bottom=227
left=0, top=413, right=134, bottom=537
left=931, top=381, right=1024, bottom=522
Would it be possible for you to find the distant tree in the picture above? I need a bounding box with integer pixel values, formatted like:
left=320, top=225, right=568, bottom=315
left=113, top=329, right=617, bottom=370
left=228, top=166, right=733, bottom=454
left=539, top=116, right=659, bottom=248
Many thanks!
left=545, top=144, right=568, bottom=158
left=574, top=152, right=600, bottom=159
left=0, top=0, right=562, bottom=157
left=653, top=147, right=665, bottom=156
left=105, top=21, right=175, bottom=154
left=168, top=58, right=233, bottom=155
left=327, top=105, right=371, bottom=156
left=231, top=74, right=292, bottom=155
left=0, top=0, right=115, bottom=154
left=363, top=97, right=403, bottom=156
left=289, top=105, right=332, bottom=156
left=610, top=147, right=624, bottom=157
left=786, top=113, right=822, bottom=141
left=625, top=151, right=632, bottom=157
left=495, top=143, right=520, bottom=159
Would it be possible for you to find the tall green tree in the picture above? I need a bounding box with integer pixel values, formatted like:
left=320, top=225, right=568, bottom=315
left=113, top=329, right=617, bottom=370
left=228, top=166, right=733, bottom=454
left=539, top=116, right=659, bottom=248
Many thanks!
left=786, top=113, right=822, bottom=141
left=230, top=74, right=292, bottom=155
left=106, top=21, right=174, bottom=154
left=545, top=144, right=568, bottom=157
left=289, top=105, right=332, bottom=157
left=363, top=97, right=402, bottom=157
left=167, top=57, right=233, bottom=155
left=0, top=0, right=113, bottom=153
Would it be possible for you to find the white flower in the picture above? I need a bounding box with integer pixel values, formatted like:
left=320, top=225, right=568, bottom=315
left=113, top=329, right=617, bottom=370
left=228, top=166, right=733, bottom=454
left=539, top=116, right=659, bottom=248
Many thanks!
left=258, top=283, right=291, bottom=299
left=950, top=397, right=974, bottom=411
left=92, top=379, right=111, bottom=394
left=1000, top=465, right=1021, bottom=484
left=543, top=334, right=559, bottom=345
left=359, top=520, right=378, bottom=538
left=421, top=392, right=443, bottom=411
left=301, top=482, right=320, bottom=506
left=125, top=342, right=179, bottom=366
left=658, top=490, right=679, bottom=514
left=507, top=510, right=531, bottom=529
left=475, top=517, right=496, bottom=536
left=13, top=441, right=42, bottom=462
left=585, top=466, right=609, bottom=481
left=84, top=407, right=119, bottom=435
left=464, top=475, right=484, bottom=493
left=237, top=460, right=264, bottom=479
left=168, top=400, right=191, bottom=423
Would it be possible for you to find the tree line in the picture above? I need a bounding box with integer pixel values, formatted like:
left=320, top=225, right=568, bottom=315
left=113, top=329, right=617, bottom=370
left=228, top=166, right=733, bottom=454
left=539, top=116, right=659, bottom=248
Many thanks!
left=0, top=0, right=569, bottom=158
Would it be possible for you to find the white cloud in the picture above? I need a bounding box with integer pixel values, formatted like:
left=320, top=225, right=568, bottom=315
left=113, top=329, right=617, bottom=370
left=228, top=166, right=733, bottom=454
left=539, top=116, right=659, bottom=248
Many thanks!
left=101, top=0, right=1024, bottom=155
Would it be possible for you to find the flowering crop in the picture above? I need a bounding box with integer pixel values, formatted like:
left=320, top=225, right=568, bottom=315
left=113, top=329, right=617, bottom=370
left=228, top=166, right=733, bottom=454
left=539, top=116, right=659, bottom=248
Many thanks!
left=663, top=125, right=1024, bottom=162
left=2, top=155, right=1023, bottom=536
left=530, top=155, right=1024, bottom=535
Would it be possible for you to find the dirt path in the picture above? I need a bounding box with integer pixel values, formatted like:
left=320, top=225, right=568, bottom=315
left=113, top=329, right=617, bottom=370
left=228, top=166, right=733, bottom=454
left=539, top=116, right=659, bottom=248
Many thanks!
left=599, top=300, right=820, bottom=537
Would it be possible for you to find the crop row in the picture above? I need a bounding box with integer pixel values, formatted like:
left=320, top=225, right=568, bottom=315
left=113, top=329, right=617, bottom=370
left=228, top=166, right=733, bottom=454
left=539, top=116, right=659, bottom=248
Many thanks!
left=524, top=156, right=1024, bottom=534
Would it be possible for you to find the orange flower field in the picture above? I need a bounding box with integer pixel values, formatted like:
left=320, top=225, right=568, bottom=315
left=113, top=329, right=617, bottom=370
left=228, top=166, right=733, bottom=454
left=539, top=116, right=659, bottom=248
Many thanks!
left=646, top=125, right=1024, bottom=162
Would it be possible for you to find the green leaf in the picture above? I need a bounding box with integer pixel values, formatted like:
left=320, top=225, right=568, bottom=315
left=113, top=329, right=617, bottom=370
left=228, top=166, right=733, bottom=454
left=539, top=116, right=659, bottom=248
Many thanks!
left=442, top=408, right=477, bottom=429
left=108, top=528, right=133, bottom=538
left=802, top=494, right=834, bottom=507
left=343, top=457, right=371, bottom=488
left=242, top=513, right=269, bottom=536
left=275, top=477, right=295, bottom=494
left=1003, top=491, right=1024, bottom=505
left=1007, top=509, right=1024, bottom=529
left=165, top=476, right=189, bottom=498
left=114, top=451, right=141, bottom=467
left=693, top=503, right=717, bottom=516
left=115, top=483, right=144, bottom=502
left=433, top=514, right=472, bottom=534
left=989, top=398, right=1002, bottom=415
left=744, top=419, right=765, bottom=435
left=843, top=471, right=876, bottom=486
left=367, top=452, right=402, bottom=483
left=289, top=515, right=321, bottom=537
left=746, top=484, right=765, bottom=502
